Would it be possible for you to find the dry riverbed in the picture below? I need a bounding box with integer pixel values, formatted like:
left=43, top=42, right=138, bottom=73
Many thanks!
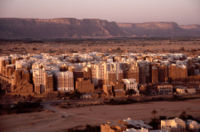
left=0, top=99, right=200, bottom=132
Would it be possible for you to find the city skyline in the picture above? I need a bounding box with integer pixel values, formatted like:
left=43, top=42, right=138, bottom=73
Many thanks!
left=0, top=0, right=200, bottom=25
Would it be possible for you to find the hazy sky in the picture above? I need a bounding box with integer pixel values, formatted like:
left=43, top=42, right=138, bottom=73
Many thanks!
left=0, top=0, right=200, bottom=25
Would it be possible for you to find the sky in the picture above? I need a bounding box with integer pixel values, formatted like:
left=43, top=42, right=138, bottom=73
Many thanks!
left=0, top=0, right=200, bottom=25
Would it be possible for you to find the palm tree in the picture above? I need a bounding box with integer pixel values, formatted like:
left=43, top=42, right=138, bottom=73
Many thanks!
left=179, top=110, right=187, bottom=120
left=152, top=109, right=157, bottom=119
left=150, top=109, right=159, bottom=129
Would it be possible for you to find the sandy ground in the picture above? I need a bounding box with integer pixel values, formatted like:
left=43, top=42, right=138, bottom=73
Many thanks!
left=0, top=39, right=200, bottom=56
left=0, top=99, right=200, bottom=132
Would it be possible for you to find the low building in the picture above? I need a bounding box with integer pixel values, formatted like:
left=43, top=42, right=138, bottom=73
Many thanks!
left=103, top=85, right=113, bottom=96
left=101, top=117, right=152, bottom=132
left=157, top=84, right=173, bottom=95
left=101, top=121, right=126, bottom=132
left=123, top=117, right=152, bottom=130
left=176, top=87, right=186, bottom=95
left=123, top=128, right=149, bottom=132
left=122, top=78, right=139, bottom=95
left=186, top=88, right=196, bottom=94
left=161, top=117, right=186, bottom=132
left=186, top=120, right=200, bottom=132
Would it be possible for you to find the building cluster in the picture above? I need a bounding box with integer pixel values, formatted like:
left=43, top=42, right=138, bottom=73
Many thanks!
left=0, top=52, right=200, bottom=97
left=101, top=117, right=200, bottom=132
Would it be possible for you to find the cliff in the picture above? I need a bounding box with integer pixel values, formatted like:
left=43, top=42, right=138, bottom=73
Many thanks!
left=0, top=18, right=199, bottom=39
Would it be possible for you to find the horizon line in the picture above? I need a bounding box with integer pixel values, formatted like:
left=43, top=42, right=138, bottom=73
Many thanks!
left=0, top=17, right=199, bottom=26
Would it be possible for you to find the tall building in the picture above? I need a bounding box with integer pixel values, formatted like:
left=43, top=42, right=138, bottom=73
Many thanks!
left=151, top=65, right=159, bottom=84
left=91, top=62, right=124, bottom=87
left=138, top=60, right=150, bottom=84
left=124, top=63, right=139, bottom=83
left=169, top=64, right=188, bottom=81
left=56, top=71, right=74, bottom=92
left=74, top=67, right=92, bottom=81
left=32, top=68, right=54, bottom=94
left=158, top=64, right=169, bottom=83
left=32, top=68, right=46, bottom=94
left=91, top=63, right=104, bottom=87
left=44, top=71, right=54, bottom=93
left=0, top=56, right=10, bottom=76
left=11, top=69, right=33, bottom=95
left=75, top=78, right=94, bottom=93
left=104, top=62, right=123, bottom=85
